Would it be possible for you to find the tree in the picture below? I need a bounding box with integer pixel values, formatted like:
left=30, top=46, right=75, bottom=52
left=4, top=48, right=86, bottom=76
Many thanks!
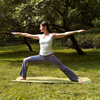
left=0, top=0, right=39, bottom=51
left=34, top=0, right=100, bottom=54
left=11, top=2, right=40, bottom=51
left=35, top=0, right=86, bottom=55
left=1, top=0, right=100, bottom=53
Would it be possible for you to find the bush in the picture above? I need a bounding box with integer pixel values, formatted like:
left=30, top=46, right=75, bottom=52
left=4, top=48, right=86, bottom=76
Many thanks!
left=1, top=28, right=100, bottom=48
left=73, top=28, right=100, bottom=49
left=93, top=34, right=100, bottom=48
left=76, top=34, right=94, bottom=48
left=54, top=28, right=100, bottom=49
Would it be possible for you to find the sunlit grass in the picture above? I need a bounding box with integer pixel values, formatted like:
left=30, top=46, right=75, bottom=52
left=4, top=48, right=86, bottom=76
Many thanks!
left=0, top=44, right=100, bottom=100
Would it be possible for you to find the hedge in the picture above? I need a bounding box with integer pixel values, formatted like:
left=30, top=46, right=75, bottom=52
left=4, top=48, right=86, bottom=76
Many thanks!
left=59, top=28, right=100, bottom=49
left=0, top=28, right=100, bottom=48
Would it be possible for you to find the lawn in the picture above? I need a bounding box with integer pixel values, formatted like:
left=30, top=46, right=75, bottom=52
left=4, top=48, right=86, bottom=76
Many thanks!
left=0, top=44, right=100, bottom=100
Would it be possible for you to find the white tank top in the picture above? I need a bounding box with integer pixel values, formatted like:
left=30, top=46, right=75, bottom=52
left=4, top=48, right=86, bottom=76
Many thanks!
left=39, top=34, right=53, bottom=56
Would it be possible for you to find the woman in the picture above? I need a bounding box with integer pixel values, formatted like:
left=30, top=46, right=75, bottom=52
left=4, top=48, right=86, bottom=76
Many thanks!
left=12, top=22, right=85, bottom=83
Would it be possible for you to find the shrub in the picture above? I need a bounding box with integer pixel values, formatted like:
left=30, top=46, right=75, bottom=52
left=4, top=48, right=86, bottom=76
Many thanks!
left=74, top=28, right=100, bottom=48
left=93, top=34, right=100, bottom=48
left=76, top=34, right=93, bottom=48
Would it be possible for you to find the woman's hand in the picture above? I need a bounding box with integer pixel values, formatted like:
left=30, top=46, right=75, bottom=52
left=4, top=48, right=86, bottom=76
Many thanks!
left=11, top=32, right=20, bottom=35
left=78, top=29, right=85, bottom=33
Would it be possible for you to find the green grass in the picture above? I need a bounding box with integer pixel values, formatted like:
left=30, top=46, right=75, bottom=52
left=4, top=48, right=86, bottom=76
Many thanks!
left=0, top=44, right=100, bottom=100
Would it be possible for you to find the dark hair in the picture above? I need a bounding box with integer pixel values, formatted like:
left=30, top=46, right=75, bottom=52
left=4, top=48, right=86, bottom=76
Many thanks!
left=40, top=22, right=51, bottom=33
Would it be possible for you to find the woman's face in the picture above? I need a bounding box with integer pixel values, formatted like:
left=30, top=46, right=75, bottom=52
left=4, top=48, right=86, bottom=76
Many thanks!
left=40, top=25, right=46, bottom=32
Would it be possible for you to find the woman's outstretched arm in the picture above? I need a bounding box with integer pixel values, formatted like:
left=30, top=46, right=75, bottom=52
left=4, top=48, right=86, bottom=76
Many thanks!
left=52, top=29, right=85, bottom=39
left=11, top=32, right=40, bottom=40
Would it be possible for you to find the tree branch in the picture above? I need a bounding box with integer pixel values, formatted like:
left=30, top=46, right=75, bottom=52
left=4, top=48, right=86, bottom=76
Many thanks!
left=52, top=25, right=65, bottom=33
left=66, top=11, right=81, bottom=28
left=53, top=6, right=64, bottom=17
left=52, top=24, right=64, bottom=29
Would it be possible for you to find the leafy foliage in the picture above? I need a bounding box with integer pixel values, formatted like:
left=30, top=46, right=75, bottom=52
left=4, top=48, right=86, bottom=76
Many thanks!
left=1, top=0, right=100, bottom=50
left=1, top=0, right=100, bottom=34
left=93, top=34, right=100, bottom=48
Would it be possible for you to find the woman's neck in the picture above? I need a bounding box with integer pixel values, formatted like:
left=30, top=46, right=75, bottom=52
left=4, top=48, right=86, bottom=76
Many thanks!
left=44, top=30, right=49, bottom=36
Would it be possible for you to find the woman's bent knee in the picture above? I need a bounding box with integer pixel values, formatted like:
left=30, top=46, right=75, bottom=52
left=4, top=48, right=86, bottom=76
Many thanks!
left=23, top=58, right=28, bottom=64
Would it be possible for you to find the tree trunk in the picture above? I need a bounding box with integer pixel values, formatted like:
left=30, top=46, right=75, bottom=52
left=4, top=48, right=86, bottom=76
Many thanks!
left=69, top=35, right=85, bottom=55
left=23, top=37, right=33, bottom=52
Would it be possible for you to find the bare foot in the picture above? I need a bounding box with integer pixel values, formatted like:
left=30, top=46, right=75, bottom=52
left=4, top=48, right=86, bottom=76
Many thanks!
left=77, top=78, right=82, bottom=83
left=16, top=77, right=26, bottom=81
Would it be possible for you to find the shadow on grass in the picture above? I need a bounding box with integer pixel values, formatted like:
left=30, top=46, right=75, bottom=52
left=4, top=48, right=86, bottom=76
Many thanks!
left=0, top=50, right=39, bottom=59
left=0, top=50, right=100, bottom=72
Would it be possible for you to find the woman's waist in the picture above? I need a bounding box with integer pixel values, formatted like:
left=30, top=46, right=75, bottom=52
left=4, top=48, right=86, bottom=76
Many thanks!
left=39, top=50, right=53, bottom=56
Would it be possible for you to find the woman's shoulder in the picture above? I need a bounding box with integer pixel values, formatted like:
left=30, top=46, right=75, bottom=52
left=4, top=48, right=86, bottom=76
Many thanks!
left=50, top=33, right=55, bottom=35
left=36, top=34, right=42, bottom=39
left=51, top=33, right=56, bottom=37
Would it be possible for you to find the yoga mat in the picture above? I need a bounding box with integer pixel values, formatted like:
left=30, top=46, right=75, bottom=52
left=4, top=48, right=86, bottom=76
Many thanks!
left=12, top=77, right=92, bottom=84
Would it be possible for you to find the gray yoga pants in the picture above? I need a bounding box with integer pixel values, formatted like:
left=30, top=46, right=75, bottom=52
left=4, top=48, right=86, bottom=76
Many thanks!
left=19, top=53, right=78, bottom=81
